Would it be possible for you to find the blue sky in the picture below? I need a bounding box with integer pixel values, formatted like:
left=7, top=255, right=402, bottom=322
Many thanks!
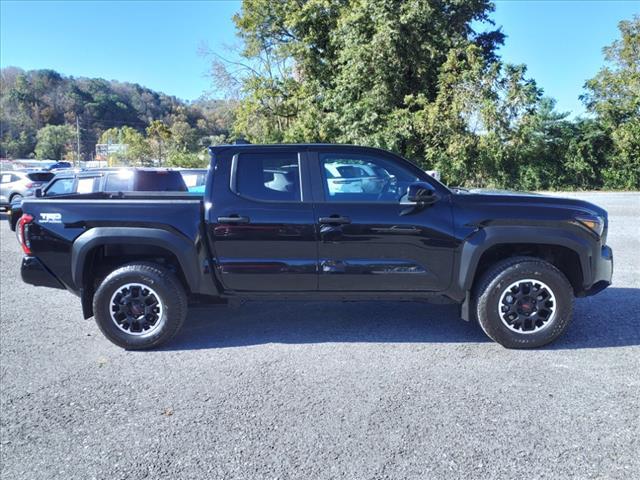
left=1, top=0, right=638, bottom=116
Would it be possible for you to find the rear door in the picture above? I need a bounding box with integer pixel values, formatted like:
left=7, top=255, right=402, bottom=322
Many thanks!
left=310, top=148, right=456, bottom=292
left=0, top=173, right=14, bottom=203
left=207, top=148, right=318, bottom=292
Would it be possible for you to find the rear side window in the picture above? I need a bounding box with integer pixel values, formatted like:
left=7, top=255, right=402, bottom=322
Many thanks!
left=234, top=152, right=300, bottom=202
left=104, top=172, right=133, bottom=192
left=45, top=178, right=75, bottom=196
left=181, top=171, right=207, bottom=188
left=1, top=174, right=21, bottom=183
left=27, top=172, right=55, bottom=182
left=76, top=177, right=101, bottom=193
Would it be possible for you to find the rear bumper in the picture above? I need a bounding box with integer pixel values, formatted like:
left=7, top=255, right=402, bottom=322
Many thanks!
left=21, top=256, right=66, bottom=290
left=582, top=245, right=613, bottom=296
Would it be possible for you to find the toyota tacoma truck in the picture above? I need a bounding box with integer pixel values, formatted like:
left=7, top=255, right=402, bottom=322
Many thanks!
left=17, top=144, right=613, bottom=349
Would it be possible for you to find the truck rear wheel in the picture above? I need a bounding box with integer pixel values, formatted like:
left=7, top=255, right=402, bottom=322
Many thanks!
left=93, top=263, right=187, bottom=350
left=474, top=256, right=574, bottom=348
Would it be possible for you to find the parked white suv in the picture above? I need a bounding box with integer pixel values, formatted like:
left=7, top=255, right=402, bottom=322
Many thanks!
left=0, top=170, right=55, bottom=209
left=324, top=162, right=396, bottom=195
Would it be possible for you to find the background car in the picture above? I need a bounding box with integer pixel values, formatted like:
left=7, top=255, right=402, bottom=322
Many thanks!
left=46, top=161, right=73, bottom=171
left=7, top=168, right=188, bottom=230
left=0, top=170, right=55, bottom=209
left=324, top=161, right=396, bottom=196
left=42, top=168, right=188, bottom=197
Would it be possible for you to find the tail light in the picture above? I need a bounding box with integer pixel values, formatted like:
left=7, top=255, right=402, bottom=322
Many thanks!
left=17, top=214, right=34, bottom=254
left=25, top=182, right=34, bottom=188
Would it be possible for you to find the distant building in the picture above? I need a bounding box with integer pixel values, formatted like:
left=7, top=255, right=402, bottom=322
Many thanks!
left=95, top=143, right=127, bottom=162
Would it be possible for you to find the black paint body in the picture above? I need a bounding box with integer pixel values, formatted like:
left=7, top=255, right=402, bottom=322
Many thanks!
left=19, top=144, right=613, bottom=319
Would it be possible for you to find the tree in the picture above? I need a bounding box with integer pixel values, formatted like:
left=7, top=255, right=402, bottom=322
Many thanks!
left=99, top=126, right=150, bottom=165
left=582, top=16, right=640, bottom=189
left=146, top=120, right=171, bottom=165
left=34, top=124, right=75, bottom=160
left=166, top=150, right=208, bottom=168
left=0, top=67, right=234, bottom=160
left=211, top=2, right=638, bottom=191
left=212, top=0, right=505, bottom=148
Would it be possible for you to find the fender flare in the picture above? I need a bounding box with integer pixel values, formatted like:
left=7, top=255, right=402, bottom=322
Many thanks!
left=71, top=227, right=203, bottom=293
left=457, top=225, right=593, bottom=294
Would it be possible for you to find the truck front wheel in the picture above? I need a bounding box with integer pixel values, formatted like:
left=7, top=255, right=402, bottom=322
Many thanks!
left=93, top=263, right=187, bottom=350
left=474, top=256, right=574, bottom=348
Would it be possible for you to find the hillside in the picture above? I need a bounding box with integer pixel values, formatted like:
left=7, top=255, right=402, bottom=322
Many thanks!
left=0, top=67, right=234, bottom=161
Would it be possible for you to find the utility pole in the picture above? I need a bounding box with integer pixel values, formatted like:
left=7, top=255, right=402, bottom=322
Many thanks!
left=76, top=115, right=81, bottom=167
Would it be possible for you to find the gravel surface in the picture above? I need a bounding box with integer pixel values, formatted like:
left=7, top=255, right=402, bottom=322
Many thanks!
left=1, top=192, right=639, bottom=479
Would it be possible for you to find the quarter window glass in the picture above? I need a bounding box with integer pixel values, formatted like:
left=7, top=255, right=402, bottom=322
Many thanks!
left=77, top=177, right=100, bottom=193
left=46, top=178, right=75, bottom=196
left=104, top=172, right=133, bottom=192
left=235, top=153, right=300, bottom=202
left=320, top=153, right=420, bottom=202
left=181, top=172, right=206, bottom=188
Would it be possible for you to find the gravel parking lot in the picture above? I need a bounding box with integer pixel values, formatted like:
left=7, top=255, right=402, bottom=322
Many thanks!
left=1, top=192, right=639, bottom=479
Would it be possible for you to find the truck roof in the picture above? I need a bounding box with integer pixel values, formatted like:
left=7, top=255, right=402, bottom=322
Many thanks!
left=208, top=143, right=404, bottom=156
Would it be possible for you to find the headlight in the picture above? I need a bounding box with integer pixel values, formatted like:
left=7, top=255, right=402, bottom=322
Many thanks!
left=576, top=215, right=605, bottom=237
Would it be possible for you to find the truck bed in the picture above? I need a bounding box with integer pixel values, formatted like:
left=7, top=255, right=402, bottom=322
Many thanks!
left=21, top=194, right=206, bottom=291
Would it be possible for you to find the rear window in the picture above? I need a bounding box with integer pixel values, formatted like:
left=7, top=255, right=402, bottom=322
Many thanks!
left=27, top=172, right=55, bottom=182
left=134, top=171, right=188, bottom=192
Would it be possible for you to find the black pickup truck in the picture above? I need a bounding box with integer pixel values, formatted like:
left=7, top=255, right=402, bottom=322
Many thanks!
left=17, top=144, right=613, bottom=349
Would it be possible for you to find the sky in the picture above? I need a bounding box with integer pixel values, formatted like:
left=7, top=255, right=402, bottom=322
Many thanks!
left=1, top=0, right=638, bottom=116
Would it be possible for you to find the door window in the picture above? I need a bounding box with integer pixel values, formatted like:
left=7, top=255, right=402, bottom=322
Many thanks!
left=45, top=178, right=75, bottom=196
left=320, top=153, right=420, bottom=202
left=234, top=152, right=301, bottom=202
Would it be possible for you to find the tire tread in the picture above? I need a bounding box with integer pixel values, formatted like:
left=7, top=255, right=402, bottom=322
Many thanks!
left=474, top=256, right=574, bottom=348
left=93, top=262, right=187, bottom=350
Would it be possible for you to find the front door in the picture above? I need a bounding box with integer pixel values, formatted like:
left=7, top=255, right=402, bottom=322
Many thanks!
left=311, top=149, right=456, bottom=292
left=208, top=149, right=318, bottom=292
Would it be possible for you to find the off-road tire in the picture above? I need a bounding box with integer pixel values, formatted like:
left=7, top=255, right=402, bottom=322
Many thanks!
left=93, top=262, right=187, bottom=350
left=474, top=256, right=574, bottom=348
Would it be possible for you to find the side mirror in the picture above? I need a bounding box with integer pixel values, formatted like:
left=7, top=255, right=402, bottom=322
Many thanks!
left=406, top=182, right=438, bottom=205
left=35, top=188, right=43, bottom=198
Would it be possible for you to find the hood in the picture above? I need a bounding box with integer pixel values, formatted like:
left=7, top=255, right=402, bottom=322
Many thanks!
left=451, top=187, right=608, bottom=218
left=466, top=188, right=543, bottom=197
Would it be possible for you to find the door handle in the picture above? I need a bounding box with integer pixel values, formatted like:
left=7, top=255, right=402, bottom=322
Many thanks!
left=319, top=216, right=351, bottom=225
left=217, top=215, right=250, bottom=224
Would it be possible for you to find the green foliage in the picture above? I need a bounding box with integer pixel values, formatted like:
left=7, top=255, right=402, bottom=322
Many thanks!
left=582, top=16, right=639, bottom=189
left=34, top=124, right=75, bottom=160
left=99, top=126, right=151, bottom=165
left=146, top=120, right=172, bottom=165
left=213, top=1, right=639, bottom=190
left=1, top=68, right=234, bottom=161
left=166, top=150, right=209, bottom=168
left=2, top=9, right=638, bottom=190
